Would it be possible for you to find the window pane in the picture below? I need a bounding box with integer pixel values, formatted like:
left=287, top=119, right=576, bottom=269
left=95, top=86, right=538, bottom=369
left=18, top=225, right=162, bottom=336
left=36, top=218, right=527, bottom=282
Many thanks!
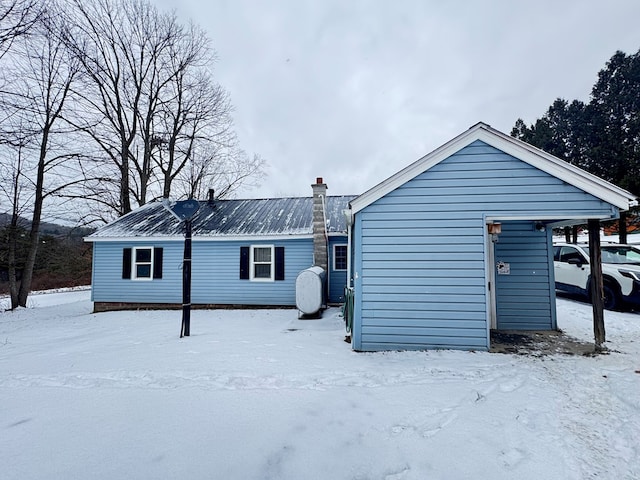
left=137, top=264, right=151, bottom=278
left=628, top=250, right=640, bottom=262
left=136, top=248, right=152, bottom=262
left=254, top=247, right=271, bottom=263
left=334, top=245, right=347, bottom=270
left=560, top=247, right=585, bottom=264
left=602, top=246, right=640, bottom=264
left=254, top=264, right=271, bottom=278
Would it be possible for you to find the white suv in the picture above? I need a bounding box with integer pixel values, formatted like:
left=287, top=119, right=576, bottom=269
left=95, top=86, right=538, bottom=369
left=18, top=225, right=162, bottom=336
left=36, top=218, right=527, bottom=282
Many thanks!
left=553, top=242, right=640, bottom=310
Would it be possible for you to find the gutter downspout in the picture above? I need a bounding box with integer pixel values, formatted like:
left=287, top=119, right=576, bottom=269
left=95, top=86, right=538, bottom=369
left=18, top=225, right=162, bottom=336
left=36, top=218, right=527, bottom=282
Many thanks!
left=320, top=192, right=329, bottom=301
left=344, top=207, right=354, bottom=288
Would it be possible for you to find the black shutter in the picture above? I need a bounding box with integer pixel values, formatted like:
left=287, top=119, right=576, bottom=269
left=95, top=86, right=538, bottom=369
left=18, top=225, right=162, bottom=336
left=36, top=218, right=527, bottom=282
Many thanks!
left=153, top=247, right=163, bottom=279
left=240, top=246, right=250, bottom=279
left=275, top=247, right=285, bottom=281
left=122, top=248, right=132, bottom=279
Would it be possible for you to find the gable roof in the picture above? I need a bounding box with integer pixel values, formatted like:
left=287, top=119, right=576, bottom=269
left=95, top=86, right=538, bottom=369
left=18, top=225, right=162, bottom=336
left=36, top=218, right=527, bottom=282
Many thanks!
left=350, top=122, right=638, bottom=214
left=87, top=195, right=356, bottom=241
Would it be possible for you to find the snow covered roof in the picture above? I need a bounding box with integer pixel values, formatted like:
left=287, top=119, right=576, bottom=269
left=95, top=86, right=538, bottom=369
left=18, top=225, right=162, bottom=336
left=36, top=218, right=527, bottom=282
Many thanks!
left=350, top=122, right=638, bottom=214
left=87, top=196, right=356, bottom=241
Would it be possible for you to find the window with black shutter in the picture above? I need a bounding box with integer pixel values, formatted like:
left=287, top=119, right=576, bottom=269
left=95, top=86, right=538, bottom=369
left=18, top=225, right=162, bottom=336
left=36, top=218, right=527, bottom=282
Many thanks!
left=240, top=245, right=285, bottom=282
left=122, top=247, right=163, bottom=280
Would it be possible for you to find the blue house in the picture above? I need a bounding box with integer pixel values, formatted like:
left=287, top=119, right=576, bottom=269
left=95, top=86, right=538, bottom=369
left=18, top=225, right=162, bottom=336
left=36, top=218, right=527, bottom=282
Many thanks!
left=88, top=123, right=637, bottom=353
left=345, top=123, right=637, bottom=351
left=86, top=179, right=355, bottom=312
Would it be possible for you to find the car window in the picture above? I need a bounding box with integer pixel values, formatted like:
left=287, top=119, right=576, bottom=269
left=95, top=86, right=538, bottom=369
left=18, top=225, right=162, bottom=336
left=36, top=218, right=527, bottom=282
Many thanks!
left=559, top=246, right=587, bottom=264
left=553, top=246, right=560, bottom=261
left=601, top=246, right=640, bottom=264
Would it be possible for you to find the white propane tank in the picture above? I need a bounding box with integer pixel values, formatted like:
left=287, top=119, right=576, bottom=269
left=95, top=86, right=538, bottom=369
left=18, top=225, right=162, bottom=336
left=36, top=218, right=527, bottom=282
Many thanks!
left=295, top=266, right=326, bottom=316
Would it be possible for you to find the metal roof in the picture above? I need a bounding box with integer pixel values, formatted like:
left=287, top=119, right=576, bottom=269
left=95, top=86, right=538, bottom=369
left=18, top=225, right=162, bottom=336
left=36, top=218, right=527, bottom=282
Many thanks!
left=87, top=195, right=356, bottom=240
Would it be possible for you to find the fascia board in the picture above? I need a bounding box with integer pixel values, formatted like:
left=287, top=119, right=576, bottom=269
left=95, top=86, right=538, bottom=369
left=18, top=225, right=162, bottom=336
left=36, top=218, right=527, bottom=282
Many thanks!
left=85, top=236, right=185, bottom=243
left=86, top=234, right=314, bottom=243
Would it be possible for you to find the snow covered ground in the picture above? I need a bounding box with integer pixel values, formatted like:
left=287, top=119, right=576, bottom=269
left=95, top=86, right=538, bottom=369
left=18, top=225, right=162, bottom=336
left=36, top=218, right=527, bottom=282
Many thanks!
left=1, top=291, right=639, bottom=479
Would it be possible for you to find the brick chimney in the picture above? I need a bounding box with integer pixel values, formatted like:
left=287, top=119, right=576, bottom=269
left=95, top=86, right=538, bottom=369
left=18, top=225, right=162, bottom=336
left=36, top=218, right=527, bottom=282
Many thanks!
left=312, top=177, right=328, bottom=271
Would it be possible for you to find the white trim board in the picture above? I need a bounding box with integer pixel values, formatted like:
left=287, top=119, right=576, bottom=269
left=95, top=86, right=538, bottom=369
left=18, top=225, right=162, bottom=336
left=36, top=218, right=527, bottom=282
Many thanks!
left=86, top=234, right=317, bottom=243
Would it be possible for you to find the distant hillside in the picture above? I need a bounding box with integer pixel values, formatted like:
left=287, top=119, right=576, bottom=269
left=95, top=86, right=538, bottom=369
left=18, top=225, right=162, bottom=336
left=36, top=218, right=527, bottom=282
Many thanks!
left=0, top=214, right=94, bottom=293
left=0, top=213, right=95, bottom=239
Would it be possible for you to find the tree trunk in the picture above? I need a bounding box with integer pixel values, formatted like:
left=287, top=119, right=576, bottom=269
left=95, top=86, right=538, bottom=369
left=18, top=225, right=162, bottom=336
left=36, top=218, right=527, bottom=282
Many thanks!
left=162, top=137, right=177, bottom=199
left=8, top=222, right=19, bottom=309
left=17, top=133, right=47, bottom=307
left=17, top=215, right=41, bottom=307
left=619, top=211, right=628, bottom=244
left=163, top=172, right=171, bottom=199
left=588, top=219, right=606, bottom=349
left=139, top=147, right=151, bottom=205
left=120, top=143, right=131, bottom=215
left=8, top=156, right=21, bottom=309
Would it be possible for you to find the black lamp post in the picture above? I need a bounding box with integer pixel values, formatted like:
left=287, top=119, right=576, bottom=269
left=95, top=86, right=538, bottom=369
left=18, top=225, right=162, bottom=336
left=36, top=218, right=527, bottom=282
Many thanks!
left=181, top=216, right=193, bottom=337
left=169, top=199, right=200, bottom=338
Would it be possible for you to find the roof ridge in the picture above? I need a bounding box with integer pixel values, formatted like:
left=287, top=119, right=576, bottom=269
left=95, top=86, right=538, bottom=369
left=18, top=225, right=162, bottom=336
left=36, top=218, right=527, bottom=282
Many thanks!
left=185, top=194, right=358, bottom=202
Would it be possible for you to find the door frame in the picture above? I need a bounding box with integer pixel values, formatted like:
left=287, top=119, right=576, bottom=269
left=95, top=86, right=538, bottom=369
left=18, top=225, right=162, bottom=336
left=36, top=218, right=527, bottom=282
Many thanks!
left=485, top=222, right=498, bottom=330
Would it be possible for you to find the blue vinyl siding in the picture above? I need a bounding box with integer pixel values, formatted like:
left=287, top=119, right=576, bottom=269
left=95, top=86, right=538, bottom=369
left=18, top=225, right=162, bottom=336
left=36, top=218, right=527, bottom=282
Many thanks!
left=494, top=221, right=556, bottom=330
left=354, top=140, right=617, bottom=351
left=92, top=238, right=314, bottom=306
left=328, top=236, right=348, bottom=303
left=191, top=239, right=312, bottom=305
left=92, top=241, right=182, bottom=303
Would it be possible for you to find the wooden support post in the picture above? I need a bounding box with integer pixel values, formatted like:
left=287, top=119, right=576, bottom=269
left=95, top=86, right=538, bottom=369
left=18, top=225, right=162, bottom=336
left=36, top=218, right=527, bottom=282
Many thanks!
left=572, top=225, right=578, bottom=243
left=588, top=219, right=605, bottom=349
left=564, top=226, right=571, bottom=243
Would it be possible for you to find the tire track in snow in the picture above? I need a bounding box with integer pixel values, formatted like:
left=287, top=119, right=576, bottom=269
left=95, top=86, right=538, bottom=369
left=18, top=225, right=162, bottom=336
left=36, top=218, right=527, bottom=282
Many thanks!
left=538, top=357, right=640, bottom=480
left=0, top=363, right=509, bottom=391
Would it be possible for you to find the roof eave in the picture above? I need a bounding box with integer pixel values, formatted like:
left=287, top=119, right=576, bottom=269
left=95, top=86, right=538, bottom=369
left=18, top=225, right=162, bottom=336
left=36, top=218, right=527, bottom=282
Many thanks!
left=86, top=233, right=317, bottom=243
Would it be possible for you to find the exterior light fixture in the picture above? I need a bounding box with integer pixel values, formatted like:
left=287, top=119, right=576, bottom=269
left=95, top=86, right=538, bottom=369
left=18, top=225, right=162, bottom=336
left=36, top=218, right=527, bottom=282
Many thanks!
left=487, top=222, right=502, bottom=235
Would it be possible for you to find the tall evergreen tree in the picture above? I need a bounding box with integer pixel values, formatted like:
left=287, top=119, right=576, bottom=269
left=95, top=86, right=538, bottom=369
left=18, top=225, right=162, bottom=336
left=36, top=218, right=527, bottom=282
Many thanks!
left=589, top=50, right=640, bottom=194
left=512, top=49, right=640, bottom=196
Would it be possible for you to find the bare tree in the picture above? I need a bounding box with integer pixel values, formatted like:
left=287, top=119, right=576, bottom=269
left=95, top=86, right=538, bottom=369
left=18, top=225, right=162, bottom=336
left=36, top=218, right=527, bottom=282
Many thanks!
left=0, top=0, right=40, bottom=306
left=63, top=0, right=266, bottom=215
left=0, top=0, right=40, bottom=60
left=0, top=0, right=42, bottom=144
left=62, top=0, right=190, bottom=216
left=0, top=136, right=30, bottom=308
left=149, top=24, right=266, bottom=201
left=125, top=18, right=200, bottom=204
left=0, top=6, right=82, bottom=308
left=154, top=68, right=232, bottom=199
left=2, top=0, right=266, bottom=237
left=179, top=142, right=266, bottom=201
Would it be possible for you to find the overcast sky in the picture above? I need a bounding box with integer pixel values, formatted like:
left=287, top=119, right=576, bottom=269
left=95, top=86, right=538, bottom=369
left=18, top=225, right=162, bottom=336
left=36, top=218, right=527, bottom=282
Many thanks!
left=155, top=0, right=640, bottom=199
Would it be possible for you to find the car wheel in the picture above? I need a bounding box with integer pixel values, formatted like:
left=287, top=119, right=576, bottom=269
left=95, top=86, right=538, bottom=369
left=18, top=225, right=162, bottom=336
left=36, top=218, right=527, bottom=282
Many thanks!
left=602, top=283, right=621, bottom=311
